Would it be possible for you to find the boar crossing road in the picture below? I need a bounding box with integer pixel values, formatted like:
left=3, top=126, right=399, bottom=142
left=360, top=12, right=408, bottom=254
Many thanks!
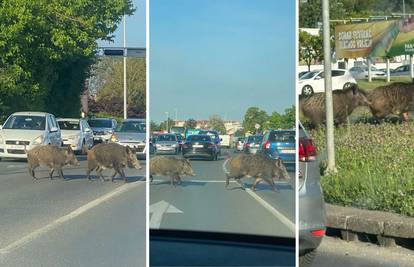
left=150, top=150, right=295, bottom=237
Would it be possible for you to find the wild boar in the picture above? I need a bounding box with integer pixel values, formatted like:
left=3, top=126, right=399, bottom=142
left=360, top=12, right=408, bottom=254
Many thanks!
left=150, top=156, right=196, bottom=186
left=368, top=82, right=414, bottom=121
left=26, top=145, right=80, bottom=180
left=225, top=153, right=291, bottom=191
left=85, top=143, right=141, bottom=182
left=300, top=84, right=370, bottom=127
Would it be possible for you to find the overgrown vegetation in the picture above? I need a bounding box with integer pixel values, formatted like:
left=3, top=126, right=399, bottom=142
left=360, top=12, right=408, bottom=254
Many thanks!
left=311, top=123, right=414, bottom=217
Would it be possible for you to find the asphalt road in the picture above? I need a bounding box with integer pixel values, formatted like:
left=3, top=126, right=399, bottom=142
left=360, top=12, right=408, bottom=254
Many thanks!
left=311, top=236, right=414, bottom=267
left=0, top=155, right=146, bottom=267
left=150, top=149, right=295, bottom=238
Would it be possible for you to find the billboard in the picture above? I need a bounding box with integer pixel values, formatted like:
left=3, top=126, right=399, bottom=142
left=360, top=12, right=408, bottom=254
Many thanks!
left=335, top=19, right=414, bottom=59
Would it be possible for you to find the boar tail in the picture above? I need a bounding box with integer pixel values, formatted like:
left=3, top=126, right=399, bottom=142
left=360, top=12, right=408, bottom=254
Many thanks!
left=82, top=144, right=89, bottom=154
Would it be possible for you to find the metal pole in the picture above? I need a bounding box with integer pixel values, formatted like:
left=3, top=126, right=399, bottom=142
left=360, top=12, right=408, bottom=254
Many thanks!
left=165, top=112, right=169, bottom=132
left=403, top=0, right=406, bottom=18
left=411, top=54, right=414, bottom=82
left=367, top=58, right=372, bottom=82
left=386, top=58, right=390, bottom=83
left=322, top=0, right=336, bottom=172
left=123, top=15, right=127, bottom=120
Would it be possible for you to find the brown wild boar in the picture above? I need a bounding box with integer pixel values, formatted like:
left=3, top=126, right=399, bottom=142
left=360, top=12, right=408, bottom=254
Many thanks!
left=26, top=145, right=80, bottom=180
left=85, top=143, right=141, bottom=182
left=225, top=153, right=291, bottom=191
left=300, top=84, right=370, bottom=127
left=368, top=82, right=414, bottom=121
left=150, top=156, right=196, bottom=186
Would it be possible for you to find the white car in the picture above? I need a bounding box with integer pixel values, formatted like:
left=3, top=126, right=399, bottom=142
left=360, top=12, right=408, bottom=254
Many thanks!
left=0, top=112, right=62, bottom=159
left=110, top=118, right=147, bottom=159
left=349, top=66, right=386, bottom=80
left=57, top=118, right=94, bottom=153
left=298, top=69, right=357, bottom=96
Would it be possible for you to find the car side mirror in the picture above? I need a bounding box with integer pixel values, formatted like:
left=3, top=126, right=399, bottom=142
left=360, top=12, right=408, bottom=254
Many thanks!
left=50, top=126, right=58, bottom=133
left=220, top=138, right=223, bottom=141
left=85, top=128, right=92, bottom=132
left=314, top=76, right=321, bottom=80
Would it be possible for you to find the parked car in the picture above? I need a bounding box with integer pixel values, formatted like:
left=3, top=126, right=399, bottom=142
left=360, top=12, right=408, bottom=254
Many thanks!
left=87, top=117, right=117, bottom=144
left=0, top=112, right=62, bottom=159
left=299, top=121, right=326, bottom=267
left=235, top=137, right=245, bottom=152
left=299, top=71, right=310, bottom=78
left=57, top=118, right=93, bottom=154
left=200, top=130, right=221, bottom=155
left=243, top=135, right=263, bottom=154
left=260, top=129, right=295, bottom=167
left=349, top=65, right=386, bottom=79
left=182, top=134, right=219, bottom=160
left=110, top=118, right=146, bottom=159
left=391, top=64, right=413, bottom=76
left=298, top=69, right=356, bottom=96
left=154, top=133, right=180, bottom=155
left=175, top=133, right=184, bottom=152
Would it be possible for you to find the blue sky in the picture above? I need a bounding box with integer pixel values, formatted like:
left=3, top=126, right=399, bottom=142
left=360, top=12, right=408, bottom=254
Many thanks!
left=98, top=0, right=146, bottom=48
left=150, top=0, right=295, bottom=122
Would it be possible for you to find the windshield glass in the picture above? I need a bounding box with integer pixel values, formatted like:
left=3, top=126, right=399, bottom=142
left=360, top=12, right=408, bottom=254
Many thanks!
left=58, top=120, right=80, bottom=130
left=269, top=131, right=296, bottom=142
left=88, top=119, right=112, bottom=128
left=3, top=115, right=46, bottom=130
left=158, top=134, right=176, bottom=141
left=188, top=135, right=211, bottom=142
left=300, top=70, right=320, bottom=80
left=116, top=121, right=145, bottom=133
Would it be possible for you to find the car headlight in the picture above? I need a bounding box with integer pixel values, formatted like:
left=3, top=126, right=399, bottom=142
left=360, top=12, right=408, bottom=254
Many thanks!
left=172, top=144, right=177, bottom=147
left=105, top=130, right=113, bottom=135
left=33, top=135, right=44, bottom=145
left=0, top=135, right=3, bottom=145
left=110, top=134, right=119, bottom=142
left=156, top=144, right=161, bottom=147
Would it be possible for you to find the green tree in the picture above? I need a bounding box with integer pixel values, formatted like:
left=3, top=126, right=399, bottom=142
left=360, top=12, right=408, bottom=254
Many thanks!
left=299, top=30, right=323, bottom=71
left=242, top=107, right=269, bottom=134
left=280, top=106, right=295, bottom=129
left=0, top=0, right=134, bottom=119
left=93, top=57, right=146, bottom=117
left=299, top=0, right=346, bottom=28
left=268, top=111, right=282, bottom=129
left=184, top=118, right=197, bottom=129
left=159, top=118, right=175, bottom=132
left=207, top=115, right=226, bottom=134
left=150, top=121, right=160, bottom=132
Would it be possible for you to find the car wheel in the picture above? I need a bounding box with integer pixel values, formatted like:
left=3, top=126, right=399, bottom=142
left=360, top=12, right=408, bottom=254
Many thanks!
left=299, top=250, right=317, bottom=267
left=343, top=82, right=353, bottom=89
left=302, top=85, right=314, bottom=96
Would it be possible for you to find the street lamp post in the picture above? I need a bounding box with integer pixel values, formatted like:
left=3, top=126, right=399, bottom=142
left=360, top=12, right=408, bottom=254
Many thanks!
left=165, top=112, right=169, bottom=132
left=123, top=14, right=127, bottom=120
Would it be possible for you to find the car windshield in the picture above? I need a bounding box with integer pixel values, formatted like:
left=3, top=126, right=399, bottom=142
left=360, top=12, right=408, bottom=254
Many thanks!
left=247, top=135, right=263, bottom=143
left=3, top=115, right=46, bottom=130
left=300, top=70, right=320, bottom=80
left=158, top=135, right=176, bottom=141
left=269, top=131, right=295, bottom=142
left=188, top=135, right=211, bottom=142
left=88, top=119, right=112, bottom=128
left=58, top=120, right=80, bottom=130
left=116, top=121, right=145, bottom=133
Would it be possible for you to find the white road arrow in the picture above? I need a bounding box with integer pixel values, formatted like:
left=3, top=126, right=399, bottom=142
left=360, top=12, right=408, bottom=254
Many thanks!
left=150, top=200, right=183, bottom=229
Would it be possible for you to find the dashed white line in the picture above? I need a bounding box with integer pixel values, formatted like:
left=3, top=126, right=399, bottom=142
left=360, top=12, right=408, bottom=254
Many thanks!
left=0, top=180, right=145, bottom=255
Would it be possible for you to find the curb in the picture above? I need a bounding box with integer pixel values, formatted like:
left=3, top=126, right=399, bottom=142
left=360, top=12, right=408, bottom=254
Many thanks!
left=326, top=204, right=414, bottom=247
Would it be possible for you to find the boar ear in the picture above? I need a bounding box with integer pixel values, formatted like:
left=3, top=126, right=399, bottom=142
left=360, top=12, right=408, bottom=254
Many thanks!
left=351, top=84, right=358, bottom=95
left=125, top=145, right=132, bottom=154
left=276, top=158, right=283, bottom=167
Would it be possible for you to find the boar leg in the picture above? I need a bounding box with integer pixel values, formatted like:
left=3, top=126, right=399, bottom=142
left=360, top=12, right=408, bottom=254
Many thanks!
left=49, top=168, right=55, bottom=180
left=225, top=174, right=231, bottom=188
left=401, top=112, right=409, bottom=121
left=265, top=177, right=277, bottom=192
left=150, top=175, right=153, bottom=183
left=96, top=167, right=106, bottom=182
left=252, top=177, right=263, bottom=191
left=29, top=167, right=37, bottom=180
left=120, top=169, right=127, bottom=183
left=58, top=168, right=65, bottom=179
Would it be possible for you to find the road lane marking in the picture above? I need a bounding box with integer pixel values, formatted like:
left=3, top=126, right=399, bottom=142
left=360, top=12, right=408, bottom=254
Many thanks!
left=237, top=180, right=295, bottom=233
left=221, top=155, right=295, bottom=233
left=0, top=180, right=145, bottom=255
left=150, top=201, right=183, bottom=229
left=151, top=179, right=289, bottom=184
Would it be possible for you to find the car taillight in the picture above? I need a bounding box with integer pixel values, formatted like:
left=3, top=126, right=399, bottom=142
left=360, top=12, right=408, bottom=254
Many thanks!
left=244, top=143, right=250, bottom=148
left=264, top=140, right=270, bottom=150
left=310, top=229, right=325, bottom=237
left=299, top=138, right=316, bottom=161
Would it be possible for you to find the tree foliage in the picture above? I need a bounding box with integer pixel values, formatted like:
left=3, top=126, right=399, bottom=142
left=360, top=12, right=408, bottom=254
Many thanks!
left=0, top=0, right=134, bottom=120
left=299, top=30, right=323, bottom=71
left=242, top=106, right=295, bottom=134
left=207, top=115, right=226, bottom=134
left=184, top=118, right=197, bottom=129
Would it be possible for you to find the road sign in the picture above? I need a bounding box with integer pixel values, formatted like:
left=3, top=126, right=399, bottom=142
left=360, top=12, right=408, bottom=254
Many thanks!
left=100, top=47, right=146, bottom=58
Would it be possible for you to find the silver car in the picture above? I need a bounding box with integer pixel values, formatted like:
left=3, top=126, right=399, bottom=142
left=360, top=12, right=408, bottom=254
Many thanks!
left=154, top=133, right=179, bottom=155
left=88, top=118, right=117, bottom=143
left=57, top=118, right=94, bottom=153
left=0, top=112, right=62, bottom=159
left=110, top=119, right=146, bottom=159
left=299, top=122, right=326, bottom=267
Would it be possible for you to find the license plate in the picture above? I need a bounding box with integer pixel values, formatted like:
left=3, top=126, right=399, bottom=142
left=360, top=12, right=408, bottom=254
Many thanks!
left=193, top=144, right=203, bottom=148
left=281, top=149, right=295, bottom=154
left=8, top=145, right=24, bottom=149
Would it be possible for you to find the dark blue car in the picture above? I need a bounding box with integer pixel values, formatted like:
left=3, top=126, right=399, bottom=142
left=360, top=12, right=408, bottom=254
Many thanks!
left=260, top=129, right=295, bottom=165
